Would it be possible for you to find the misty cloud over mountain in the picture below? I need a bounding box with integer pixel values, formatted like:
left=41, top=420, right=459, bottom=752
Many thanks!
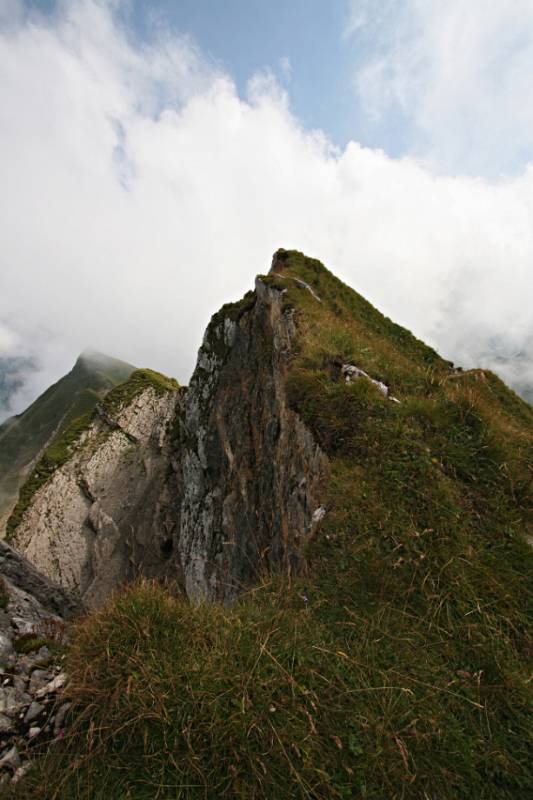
left=1, top=1, right=532, bottom=419
left=0, top=355, right=36, bottom=419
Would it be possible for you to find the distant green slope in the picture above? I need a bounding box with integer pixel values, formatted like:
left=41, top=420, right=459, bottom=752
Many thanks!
left=0, top=351, right=135, bottom=534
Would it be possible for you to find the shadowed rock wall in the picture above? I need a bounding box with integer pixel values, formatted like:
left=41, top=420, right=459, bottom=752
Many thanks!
left=179, top=277, right=327, bottom=602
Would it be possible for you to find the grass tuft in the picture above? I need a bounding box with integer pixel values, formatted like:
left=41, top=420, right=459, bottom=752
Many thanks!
left=13, top=633, right=58, bottom=655
left=102, top=369, right=179, bottom=418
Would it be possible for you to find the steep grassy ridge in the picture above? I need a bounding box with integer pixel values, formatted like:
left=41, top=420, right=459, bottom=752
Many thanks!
left=9, top=252, right=533, bottom=799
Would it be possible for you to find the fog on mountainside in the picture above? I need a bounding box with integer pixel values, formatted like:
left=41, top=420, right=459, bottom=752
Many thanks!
left=0, top=356, right=37, bottom=422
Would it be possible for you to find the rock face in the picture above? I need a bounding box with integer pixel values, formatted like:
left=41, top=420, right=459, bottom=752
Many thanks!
left=9, top=376, right=182, bottom=608
left=0, top=543, right=81, bottom=620
left=6, top=256, right=329, bottom=607
left=180, top=277, right=328, bottom=602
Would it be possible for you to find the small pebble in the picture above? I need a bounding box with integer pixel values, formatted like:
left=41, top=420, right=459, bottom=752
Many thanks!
left=24, top=700, right=45, bottom=725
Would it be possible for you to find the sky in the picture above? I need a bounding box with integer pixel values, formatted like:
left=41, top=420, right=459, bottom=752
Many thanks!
left=1, top=0, right=533, bottom=419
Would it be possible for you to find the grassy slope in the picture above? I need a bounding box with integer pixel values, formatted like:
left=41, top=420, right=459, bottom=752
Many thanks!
left=0, top=353, right=135, bottom=530
left=10, top=252, right=533, bottom=799
left=5, top=369, right=179, bottom=542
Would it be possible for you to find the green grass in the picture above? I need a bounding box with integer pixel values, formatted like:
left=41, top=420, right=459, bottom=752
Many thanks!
left=102, top=368, right=179, bottom=418
left=11, top=566, right=532, bottom=799
left=9, top=251, right=533, bottom=799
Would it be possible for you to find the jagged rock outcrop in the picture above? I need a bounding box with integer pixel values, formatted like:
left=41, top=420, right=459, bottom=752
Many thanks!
left=9, top=373, right=182, bottom=608
left=6, top=255, right=329, bottom=607
left=180, top=276, right=328, bottom=602
left=0, top=543, right=81, bottom=620
left=3, top=250, right=532, bottom=799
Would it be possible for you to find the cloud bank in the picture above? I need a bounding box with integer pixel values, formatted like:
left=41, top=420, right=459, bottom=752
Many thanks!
left=348, top=0, right=533, bottom=176
left=1, top=0, right=532, bottom=419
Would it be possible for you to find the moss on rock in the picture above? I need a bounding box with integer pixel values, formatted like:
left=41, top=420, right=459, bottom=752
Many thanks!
left=6, top=412, right=93, bottom=541
left=102, top=368, right=179, bottom=418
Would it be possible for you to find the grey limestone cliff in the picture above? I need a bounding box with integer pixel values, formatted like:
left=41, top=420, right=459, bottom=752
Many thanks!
left=179, top=276, right=328, bottom=602
left=0, top=351, right=135, bottom=537
left=9, top=374, right=182, bottom=608
left=7, top=258, right=328, bottom=607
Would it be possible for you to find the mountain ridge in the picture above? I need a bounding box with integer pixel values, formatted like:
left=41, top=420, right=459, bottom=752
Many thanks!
left=2, top=249, right=533, bottom=798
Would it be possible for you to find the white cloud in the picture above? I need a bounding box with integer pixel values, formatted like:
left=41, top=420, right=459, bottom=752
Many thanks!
left=0, top=324, right=17, bottom=355
left=347, top=0, right=533, bottom=176
left=1, top=0, right=532, bottom=420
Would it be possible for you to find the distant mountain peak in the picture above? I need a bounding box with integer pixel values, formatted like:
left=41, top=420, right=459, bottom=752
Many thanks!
left=76, top=348, right=134, bottom=370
